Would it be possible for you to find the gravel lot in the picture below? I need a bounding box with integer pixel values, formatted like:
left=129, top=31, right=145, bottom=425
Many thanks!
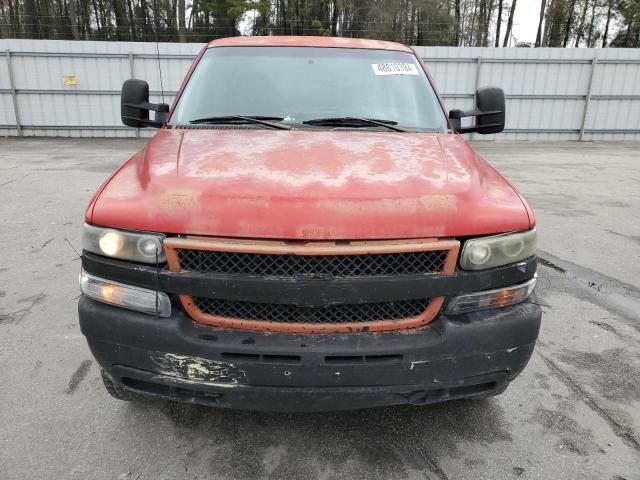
left=1, top=138, right=639, bottom=480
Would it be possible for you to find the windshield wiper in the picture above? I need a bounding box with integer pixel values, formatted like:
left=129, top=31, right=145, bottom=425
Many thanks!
left=302, top=117, right=407, bottom=132
left=189, top=115, right=291, bottom=130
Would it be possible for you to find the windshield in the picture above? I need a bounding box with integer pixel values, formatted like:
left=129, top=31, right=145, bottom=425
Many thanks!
left=170, top=46, right=447, bottom=131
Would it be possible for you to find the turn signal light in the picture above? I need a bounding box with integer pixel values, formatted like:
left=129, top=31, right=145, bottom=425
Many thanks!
left=80, top=270, right=171, bottom=317
left=446, top=277, right=537, bottom=315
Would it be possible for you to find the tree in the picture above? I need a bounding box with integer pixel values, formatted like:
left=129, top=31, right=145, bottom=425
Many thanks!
left=601, top=0, right=613, bottom=46
left=178, top=0, right=186, bottom=41
left=585, top=0, right=598, bottom=46
left=23, top=0, right=38, bottom=37
left=113, top=0, right=131, bottom=40
left=503, top=0, right=517, bottom=46
left=0, top=0, right=636, bottom=47
left=535, top=0, right=546, bottom=46
left=562, top=0, right=578, bottom=46
left=68, top=0, right=81, bottom=39
left=574, top=0, right=590, bottom=46
left=495, top=0, right=504, bottom=46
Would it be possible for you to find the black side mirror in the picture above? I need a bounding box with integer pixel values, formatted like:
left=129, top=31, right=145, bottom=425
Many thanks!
left=449, top=86, right=505, bottom=135
left=121, top=79, right=169, bottom=128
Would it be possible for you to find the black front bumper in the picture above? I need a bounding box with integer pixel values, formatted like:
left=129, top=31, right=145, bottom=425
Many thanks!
left=79, top=296, right=541, bottom=411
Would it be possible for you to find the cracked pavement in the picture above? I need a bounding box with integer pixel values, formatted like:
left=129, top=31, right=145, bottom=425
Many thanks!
left=0, top=139, right=639, bottom=479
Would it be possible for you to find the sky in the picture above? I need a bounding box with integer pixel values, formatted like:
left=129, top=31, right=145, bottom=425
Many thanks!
left=511, top=0, right=542, bottom=46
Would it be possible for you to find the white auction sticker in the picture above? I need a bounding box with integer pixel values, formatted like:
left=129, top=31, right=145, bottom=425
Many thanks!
left=371, top=63, right=419, bottom=76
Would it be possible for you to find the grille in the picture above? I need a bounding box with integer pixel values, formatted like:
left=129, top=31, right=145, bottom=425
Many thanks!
left=177, top=250, right=448, bottom=277
left=164, top=237, right=459, bottom=332
left=192, top=297, right=430, bottom=324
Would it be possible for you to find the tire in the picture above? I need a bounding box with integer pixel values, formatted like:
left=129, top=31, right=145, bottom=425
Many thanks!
left=100, top=369, right=148, bottom=402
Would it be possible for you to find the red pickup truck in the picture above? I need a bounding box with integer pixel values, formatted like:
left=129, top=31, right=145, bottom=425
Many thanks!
left=79, top=36, right=540, bottom=411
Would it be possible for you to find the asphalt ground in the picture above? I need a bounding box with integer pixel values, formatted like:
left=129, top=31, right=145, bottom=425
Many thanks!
left=0, top=138, right=639, bottom=480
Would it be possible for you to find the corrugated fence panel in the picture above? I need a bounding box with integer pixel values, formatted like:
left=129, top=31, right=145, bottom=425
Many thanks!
left=0, top=39, right=202, bottom=137
left=1, top=40, right=639, bottom=139
left=1, top=48, right=17, bottom=128
left=586, top=50, right=640, bottom=139
left=416, top=46, right=640, bottom=140
left=0, top=95, right=15, bottom=126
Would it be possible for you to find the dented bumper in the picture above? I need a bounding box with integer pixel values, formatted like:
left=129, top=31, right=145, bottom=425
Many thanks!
left=79, top=296, right=541, bottom=411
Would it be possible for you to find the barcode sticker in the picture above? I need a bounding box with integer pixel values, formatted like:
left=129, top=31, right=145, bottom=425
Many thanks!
left=371, top=63, right=419, bottom=76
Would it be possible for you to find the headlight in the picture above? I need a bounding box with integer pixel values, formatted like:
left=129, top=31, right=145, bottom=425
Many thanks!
left=83, top=223, right=166, bottom=263
left=460, top=229, right=537, bottom=270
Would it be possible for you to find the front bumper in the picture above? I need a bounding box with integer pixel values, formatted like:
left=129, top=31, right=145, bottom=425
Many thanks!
left=79, top=296, right=541, bottom=411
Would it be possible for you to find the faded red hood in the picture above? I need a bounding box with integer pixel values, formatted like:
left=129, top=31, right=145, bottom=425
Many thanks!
left=88, top=129, right=533, bottom=239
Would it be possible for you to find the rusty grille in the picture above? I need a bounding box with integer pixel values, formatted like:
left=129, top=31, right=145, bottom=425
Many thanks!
left=164, top=237, right=459, bottom=333
left=192, top=297, right=430, bottom=324
left=176, top=249, right=448, bottom=277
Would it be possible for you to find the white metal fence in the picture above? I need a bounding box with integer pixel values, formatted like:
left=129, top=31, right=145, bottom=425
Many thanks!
left=1, top=39, right=639, bottom=140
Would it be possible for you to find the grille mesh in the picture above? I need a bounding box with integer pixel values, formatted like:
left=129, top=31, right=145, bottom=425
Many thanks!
left=177, top=249, right=447, bottom=277
left=192, top=297, right=430, bottom=324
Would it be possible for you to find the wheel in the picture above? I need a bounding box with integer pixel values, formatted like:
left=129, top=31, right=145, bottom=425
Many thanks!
left=100, top=369, right=147, bottom=402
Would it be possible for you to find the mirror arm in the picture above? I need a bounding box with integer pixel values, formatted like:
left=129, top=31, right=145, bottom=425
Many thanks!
left=123, top=102, right=169, bottom=113
left=123, top=102, right=169, bottom=127
left=454, top=122, right=503, bottom=134
left=121, top=115, right=164, bottom=128
left=449, top=108, right=502, bottom=119
left=449, top=107, right=504, bottom=134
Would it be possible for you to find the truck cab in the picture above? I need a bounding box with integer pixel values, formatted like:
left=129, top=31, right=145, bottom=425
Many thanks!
left=79, top=36, right=540, bottom=411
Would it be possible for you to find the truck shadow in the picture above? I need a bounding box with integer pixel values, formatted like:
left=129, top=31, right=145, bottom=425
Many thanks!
left=129, top=397, right=512, bottom=478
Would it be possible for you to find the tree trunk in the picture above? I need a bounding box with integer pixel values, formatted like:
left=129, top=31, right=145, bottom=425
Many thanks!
left=79, top=0, right=91, bottom=39
left=535, top=0, right=546, bottom=47
left=1, top=0, right=8, bottom=37
left=5, top=0, right=16, bottom=38
left=91, top=0, right=103, bottom=37
left=23, top=0, right=38, bottom=37
left=574, top=0, right=589, bottom=47
left=477, top=0, right=486, bottom=46
left=495, top=0, right=503, bottom=47
left=153, top=0, right=162, bottom=40
left=113, top=0, right=130, bottom=40
left=295, top=0, right=302, bottom=35
left=623, top=20, right=632, bottom=47
left=203, top=4, right=210, bottom=41
left=127, top=0, right=135, bottom=40
left=586, top=0, right=596, bottom=46
left=454, top=0, right=461, bottom=45
left=279, top=0, right=288, bottom=34
left=178, top=0, right=186, bottom=42
left=563, top=0, right=577, bottom=47
left=503, top=0, right=516, bottom=47
left=602, top=0, right=612, bottom=47
left=331, top=0, right=338, bottom=36
left=486, top=0, right=495, bottom=46
left=468, top=0, right=477, bottom=45
left=169, top=0, right=178, bottom=41
left=67, top=0, right=81, bottom=39
left=139, top=0, right=149, bottom=41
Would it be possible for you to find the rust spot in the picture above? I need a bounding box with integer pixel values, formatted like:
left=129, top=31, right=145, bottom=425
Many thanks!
left=419, top=194, right=456, bottom=210
left=160, top=189, right=199, bottom=210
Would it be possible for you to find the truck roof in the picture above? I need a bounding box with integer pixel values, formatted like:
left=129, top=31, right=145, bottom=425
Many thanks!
left=207, top=35, right=414, bottom=53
